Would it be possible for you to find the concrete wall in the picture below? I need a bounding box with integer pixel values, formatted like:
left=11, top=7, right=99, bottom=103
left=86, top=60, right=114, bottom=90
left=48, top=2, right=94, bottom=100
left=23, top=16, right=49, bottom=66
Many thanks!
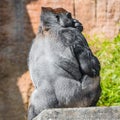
left=26, top=0, right=120, bottom=38
left=33, top=106, right=120, bottom=120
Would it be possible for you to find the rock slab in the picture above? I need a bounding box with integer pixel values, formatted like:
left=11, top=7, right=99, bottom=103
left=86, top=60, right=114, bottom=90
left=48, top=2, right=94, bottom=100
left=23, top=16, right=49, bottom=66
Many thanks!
left=33, top=106, right=120, bottom=120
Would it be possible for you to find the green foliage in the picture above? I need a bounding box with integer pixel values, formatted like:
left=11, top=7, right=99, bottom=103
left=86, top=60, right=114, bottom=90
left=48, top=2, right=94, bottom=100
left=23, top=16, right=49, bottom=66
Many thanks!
left=88, top=34, right=120, bottom=106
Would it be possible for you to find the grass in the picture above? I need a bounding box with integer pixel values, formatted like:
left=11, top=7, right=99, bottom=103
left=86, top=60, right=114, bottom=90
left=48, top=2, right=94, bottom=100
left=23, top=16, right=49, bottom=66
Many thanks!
left=88, top=34, right=120, bottom=106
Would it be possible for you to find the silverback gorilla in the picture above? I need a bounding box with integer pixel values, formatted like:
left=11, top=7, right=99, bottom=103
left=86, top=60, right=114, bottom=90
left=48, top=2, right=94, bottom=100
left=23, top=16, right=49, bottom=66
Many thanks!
left=28, top=7, right=101, bottom=120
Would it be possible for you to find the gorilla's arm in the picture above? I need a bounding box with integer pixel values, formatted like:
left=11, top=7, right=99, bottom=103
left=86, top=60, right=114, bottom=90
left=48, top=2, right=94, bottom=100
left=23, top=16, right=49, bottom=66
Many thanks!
left=59, top=28, right=100, bottom=77
left=73, top=36, right=100, bottom=77
left=73, top=19, right=83, bottom=32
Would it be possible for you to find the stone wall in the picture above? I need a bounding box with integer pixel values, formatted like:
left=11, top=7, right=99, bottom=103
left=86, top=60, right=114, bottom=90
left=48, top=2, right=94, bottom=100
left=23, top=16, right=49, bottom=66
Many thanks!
left=75, top=0, right=120, bottom=38
left=0, top=0, right=35, bottom=120
left=0, top=0, right=120, bottom=120
left=26, top=0, right=120, bottom=38
left=33, top=106, right=120, bottom=120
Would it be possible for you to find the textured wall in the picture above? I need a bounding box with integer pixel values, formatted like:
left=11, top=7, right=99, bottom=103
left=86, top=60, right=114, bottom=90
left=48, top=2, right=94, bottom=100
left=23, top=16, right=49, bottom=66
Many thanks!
left=25, top=0, right=120, bottom=37
left=0, top=0, right=120, bottom=120
left=33, top=106, right=120, bottom=120
left=75, top=0, right=120, bottom=37
left=0, top=0, right=35, bottom=120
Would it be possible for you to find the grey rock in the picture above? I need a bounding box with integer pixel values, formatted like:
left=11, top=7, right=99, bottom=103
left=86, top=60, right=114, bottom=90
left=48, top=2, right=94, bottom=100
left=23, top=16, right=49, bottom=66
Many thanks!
left=33, top=106, right=120, bottom=120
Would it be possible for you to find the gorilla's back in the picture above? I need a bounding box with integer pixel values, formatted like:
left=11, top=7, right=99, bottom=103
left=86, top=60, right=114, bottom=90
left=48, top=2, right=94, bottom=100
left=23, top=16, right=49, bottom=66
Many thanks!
left=28, top=27, right=81, bottom=88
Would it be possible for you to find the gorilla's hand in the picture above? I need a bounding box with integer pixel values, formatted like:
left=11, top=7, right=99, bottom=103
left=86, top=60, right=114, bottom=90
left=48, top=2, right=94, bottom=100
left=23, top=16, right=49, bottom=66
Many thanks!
left=73, top=19, right=83, bottom=32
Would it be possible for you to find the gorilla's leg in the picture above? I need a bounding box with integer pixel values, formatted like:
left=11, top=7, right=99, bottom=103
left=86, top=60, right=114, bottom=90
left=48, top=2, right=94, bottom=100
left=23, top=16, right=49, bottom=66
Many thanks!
left=54, top=77, right=82, bottom=107
left=28, top=83, right=58, bottom=120
left=81, top=75, right=101, bottom=106
left=54, top=76, right=101, bottom=107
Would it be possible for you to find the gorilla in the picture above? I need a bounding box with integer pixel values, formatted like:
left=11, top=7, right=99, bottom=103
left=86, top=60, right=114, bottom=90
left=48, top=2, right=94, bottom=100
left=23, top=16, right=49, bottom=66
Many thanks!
left=28, top=7, right=101, bottom=120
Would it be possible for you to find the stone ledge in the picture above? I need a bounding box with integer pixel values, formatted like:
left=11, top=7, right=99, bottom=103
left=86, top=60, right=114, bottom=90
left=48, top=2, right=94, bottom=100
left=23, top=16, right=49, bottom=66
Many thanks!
left=33, top=106, right=120, bottom=120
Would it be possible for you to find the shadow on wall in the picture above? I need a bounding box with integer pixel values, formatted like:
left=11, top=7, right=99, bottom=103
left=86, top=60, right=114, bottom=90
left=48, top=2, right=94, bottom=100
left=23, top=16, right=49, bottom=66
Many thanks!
left=0, top=0, right=38, bottom=120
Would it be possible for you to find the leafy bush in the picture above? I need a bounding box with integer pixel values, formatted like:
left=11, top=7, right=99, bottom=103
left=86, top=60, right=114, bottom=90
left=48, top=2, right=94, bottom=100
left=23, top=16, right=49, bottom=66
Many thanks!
left=88, top=34, right=120, bottom=106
